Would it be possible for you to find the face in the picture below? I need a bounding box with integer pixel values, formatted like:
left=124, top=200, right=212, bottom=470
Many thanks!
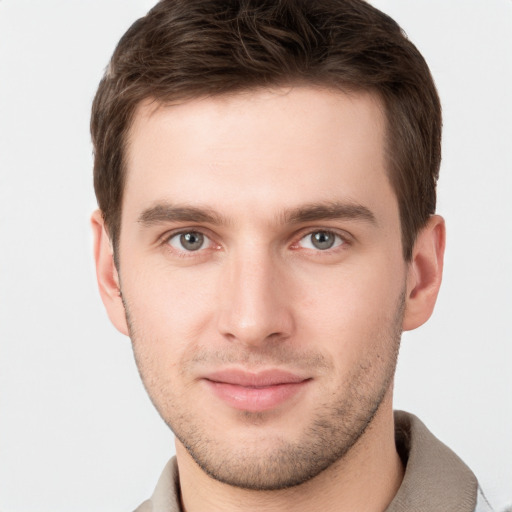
left=114, top=87, right=409, bottom=489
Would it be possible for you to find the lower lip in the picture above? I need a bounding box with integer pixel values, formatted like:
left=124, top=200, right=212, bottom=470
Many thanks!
left=204, top=380, right=310, bottom=412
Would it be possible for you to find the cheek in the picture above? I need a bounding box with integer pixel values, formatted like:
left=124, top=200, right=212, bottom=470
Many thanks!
left=124, top=256, right=217, bottom=317
left=120, top=259, right=221, bottom=365
left=293, top=256, right=406, bottom=353
left=120, top=240, right=406, bottom=364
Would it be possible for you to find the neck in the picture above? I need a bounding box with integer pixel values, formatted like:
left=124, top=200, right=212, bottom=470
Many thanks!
left=176, top=391, right=403, bottom=512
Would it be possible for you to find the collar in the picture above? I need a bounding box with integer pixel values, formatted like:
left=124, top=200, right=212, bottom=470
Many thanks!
left=386, top=410, right=477, bottom=511
left=137, top=411, right=478, bottom=512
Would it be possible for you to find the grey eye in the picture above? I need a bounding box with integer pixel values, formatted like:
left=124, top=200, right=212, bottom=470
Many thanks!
left=168, top=231, right=207, bottom=251
left=181, top=232, right=204, bottom=251
left=311, top=231, right=335, bottom=250
left=299, top=231, right=343, bottom=250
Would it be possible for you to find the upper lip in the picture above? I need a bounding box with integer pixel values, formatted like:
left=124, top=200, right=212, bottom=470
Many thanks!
left=204, top=369, right=309, bottom=387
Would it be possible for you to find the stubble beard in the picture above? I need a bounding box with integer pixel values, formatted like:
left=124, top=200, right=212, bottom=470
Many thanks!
left=125, top=293, right=404, bottom=491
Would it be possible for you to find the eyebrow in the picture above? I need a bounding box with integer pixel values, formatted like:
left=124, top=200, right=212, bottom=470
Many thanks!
left=138, top=203, right=227, bottom=226
left=283, top=202, right=377, bottom=225
left=137, top=201, right=376, bottom=227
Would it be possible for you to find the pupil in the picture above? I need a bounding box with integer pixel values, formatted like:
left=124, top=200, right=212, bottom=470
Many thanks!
left=312, top=231, right=334, bottom=250
left=181, top=232, right=203, bottom=251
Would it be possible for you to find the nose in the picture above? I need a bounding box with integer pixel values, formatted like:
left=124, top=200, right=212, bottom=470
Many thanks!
left=216, top=247, right=294, bottom=347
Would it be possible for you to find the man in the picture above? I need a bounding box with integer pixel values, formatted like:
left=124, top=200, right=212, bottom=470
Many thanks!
left=90, top=1, right=492, bottom=510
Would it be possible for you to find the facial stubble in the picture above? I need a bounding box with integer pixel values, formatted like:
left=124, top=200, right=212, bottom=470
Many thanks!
left=124, top=291, right=404, bottom=491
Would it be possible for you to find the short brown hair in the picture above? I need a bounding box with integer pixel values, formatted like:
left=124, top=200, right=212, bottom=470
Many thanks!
left=91, top=0, right=441, bottom=261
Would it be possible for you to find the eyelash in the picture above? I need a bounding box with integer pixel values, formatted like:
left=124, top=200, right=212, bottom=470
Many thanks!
left=293, top=229, right=349, bottom=252
left=161, top=229, right=219, bottom=257
left=160, top=227, right=352, bottom=256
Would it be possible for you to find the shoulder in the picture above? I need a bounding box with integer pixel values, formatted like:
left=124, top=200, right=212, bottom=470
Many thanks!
left=388, top=411, right=480, bottom=512
left=133, top=499, right=153, bottom=512
left=132, top=458, right=181, bottom=512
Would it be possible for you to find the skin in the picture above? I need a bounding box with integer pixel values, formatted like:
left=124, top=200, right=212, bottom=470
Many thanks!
left=92, top=86, right=445, bottom=512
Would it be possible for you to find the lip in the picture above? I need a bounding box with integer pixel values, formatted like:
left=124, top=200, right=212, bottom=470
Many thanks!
left=203, top=369, right=311, bottom=412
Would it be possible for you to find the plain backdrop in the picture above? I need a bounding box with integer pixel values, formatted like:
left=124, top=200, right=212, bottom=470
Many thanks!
left=0, top=1, right=510, bottom=510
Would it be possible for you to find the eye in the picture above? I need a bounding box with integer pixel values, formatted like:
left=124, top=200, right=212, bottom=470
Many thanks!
left=167, top=231, right=211, bottom=252
left=298, top=230, right=344, bottom=251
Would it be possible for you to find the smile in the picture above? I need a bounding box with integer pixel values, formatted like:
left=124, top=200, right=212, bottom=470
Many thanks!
left=203, top=369, right=312, bottom=412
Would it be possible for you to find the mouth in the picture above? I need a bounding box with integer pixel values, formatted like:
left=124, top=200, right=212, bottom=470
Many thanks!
left=202, top=369, right=312, bottom=412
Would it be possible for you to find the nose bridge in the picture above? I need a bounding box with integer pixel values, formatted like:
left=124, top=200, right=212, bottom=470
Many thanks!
left=217, top=243, right=292, bottom=345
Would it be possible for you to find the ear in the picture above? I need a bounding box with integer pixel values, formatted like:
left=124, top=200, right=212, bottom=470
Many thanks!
left=91, top=210, right=129, bottom=336
left=402, top=215, right=446, bottom=331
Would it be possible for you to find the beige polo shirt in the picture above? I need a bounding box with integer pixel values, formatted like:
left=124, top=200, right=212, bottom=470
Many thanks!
left=134, top=411, right=489, bottom=512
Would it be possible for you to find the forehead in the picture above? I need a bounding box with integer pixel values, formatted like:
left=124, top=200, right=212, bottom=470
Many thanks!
left=123, top=86, right=395, bottom=226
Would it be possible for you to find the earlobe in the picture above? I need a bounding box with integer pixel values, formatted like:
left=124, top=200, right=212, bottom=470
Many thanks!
left=91, top=210, right=129, bottom=336
left=402, top=215, right=446, bottom=331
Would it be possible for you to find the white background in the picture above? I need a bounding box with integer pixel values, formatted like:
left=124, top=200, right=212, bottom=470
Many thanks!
left=0, top=1, right=510, bottom=510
